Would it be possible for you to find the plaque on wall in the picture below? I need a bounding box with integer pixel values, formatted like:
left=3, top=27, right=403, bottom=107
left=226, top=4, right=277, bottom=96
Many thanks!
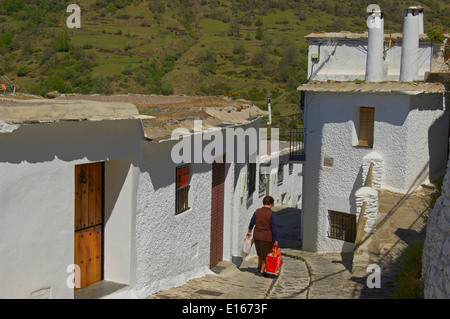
left=323, top=157, right=334, bottom=167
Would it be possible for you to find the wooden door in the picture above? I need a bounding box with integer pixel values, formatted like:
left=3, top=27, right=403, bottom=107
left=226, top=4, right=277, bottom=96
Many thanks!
left=74, top=162, right=103, bottom=289
left=210, top=160, right=225, bottom=269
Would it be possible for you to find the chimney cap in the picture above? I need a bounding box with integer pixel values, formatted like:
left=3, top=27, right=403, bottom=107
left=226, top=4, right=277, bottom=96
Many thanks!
left=366, top=4, right=381, bottom=13
left=406, top=6, right=423, bottom=13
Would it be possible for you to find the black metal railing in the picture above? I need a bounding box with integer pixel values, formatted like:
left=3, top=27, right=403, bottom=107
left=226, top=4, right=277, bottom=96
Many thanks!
left=289, top=128, right=305, bottom=161
left=175, top=185, right=190, bottom=214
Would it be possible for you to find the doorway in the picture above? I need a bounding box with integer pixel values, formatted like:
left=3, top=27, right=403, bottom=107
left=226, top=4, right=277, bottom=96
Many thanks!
left=74, top=162, right=104, bottom=289
left=210, top=160, right=225, bottom=269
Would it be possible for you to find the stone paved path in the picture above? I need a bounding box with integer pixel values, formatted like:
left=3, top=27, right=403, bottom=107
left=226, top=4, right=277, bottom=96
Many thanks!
left=147, top=186, right=435, bottom=300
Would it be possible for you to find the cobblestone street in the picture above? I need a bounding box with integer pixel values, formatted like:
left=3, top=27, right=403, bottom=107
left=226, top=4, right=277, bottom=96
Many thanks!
left=147, top=187, right=432, bottom=300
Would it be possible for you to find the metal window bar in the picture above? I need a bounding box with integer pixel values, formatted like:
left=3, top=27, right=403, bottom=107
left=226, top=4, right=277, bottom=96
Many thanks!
left=247, top=163, right=256, bottom=196
left=289, top=128, right=305, bottom=161
left=328, top=211, right=357, bottom=243
left=277, top=164, right=284, bottom=185
left=259, top=173, right=267, bottom=196
left=175, top=185, right=190, bottom=214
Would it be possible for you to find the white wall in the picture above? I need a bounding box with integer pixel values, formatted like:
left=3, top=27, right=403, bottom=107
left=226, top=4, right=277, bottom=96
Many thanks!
left=0, top=119, right=143, bottom=298
left=134, top=138, right=213, bottom=298
left=308, top=39, right=433, bottom=82
left=260, top=152, right=303, bottom=209
left=302, top=91, right=448, bottom=253
left=133, top=120, right=262, bottom=297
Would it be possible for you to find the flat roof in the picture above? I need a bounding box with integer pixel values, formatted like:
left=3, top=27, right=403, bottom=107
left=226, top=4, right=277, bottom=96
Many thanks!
left=305, top=31, right=432, bottom=41
left=297, top=81, right=446, bottom=95
left=55, top=94, right=267, bottom=141
left=0, top=96, right=140, bottom=124
left=0, top=94, right=267, bottom=141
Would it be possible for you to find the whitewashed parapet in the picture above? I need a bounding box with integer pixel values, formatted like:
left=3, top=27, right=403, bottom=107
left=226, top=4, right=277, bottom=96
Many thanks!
left=355, top=186, right=379, bottom=233
left=362, top=151, right=383, bottom=189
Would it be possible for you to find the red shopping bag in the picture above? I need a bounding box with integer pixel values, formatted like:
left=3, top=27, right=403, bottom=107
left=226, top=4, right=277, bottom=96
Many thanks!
left=265, top=245, right=282, bottom=274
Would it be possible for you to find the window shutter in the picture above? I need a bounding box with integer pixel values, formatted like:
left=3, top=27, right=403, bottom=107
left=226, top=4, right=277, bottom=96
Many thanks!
left=358, top=107, right=375, bottom=147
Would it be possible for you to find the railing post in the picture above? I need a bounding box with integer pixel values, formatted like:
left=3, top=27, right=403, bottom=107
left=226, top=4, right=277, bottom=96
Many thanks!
left=366, top=162, right=374, bottom=187
left=354, top=201, right=368, bottom=251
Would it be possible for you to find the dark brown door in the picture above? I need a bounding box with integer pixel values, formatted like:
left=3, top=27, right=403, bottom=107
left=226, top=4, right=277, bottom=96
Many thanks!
left=74, top=162, right=103, bottom=289
left=210, top=160, right=225, bottom=269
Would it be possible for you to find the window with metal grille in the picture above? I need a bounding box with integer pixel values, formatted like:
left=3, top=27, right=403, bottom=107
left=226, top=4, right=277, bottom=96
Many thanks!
left=259, top=171, right=267, bottom=197
left=175, top=165, right=190, bottom=214
left=358, top=107, right=375, bottom=147
left=277, top=163, right=284, bottom=185
left=247, top=162, right=256, bottom=196
left=328, top=211, right=357, bottom=243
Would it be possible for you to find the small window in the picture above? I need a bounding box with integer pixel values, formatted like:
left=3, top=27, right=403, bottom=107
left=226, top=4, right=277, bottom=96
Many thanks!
left=259, top=171, right=267, bottom=197
left=289, top=163, right=293, bottom=175
left=247, top=162, right=256, bottom=196
left=175, top=165, right=190, bottom=214
left=277, top=164, right=284, bottom=185
left=358, top=107, right=375, bottom=147
left=328, top=211, right=356, bottom=243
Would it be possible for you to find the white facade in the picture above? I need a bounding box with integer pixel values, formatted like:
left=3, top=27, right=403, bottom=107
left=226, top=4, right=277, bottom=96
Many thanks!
left=132, top=120, right=264, bottom=298
left=300, top=5, right=449, bottom=253
left=259, top=146, right=303, bottom=209
left=0, top=118, right=144, bottom=298
left=0, top=96, right=287, bottom=299
left=300, top=86, right=448, bottom=253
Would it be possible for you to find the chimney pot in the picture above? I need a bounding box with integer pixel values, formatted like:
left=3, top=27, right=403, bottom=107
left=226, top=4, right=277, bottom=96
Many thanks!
left=399, top=7, right=421, bottom=82
left=365, top=6, right=385, bottom=82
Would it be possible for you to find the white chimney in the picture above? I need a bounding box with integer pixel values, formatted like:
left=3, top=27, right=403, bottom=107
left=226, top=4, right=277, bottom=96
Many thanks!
left=399, top=7, right=420, bottom=82
left=418, top=6, right=424, bottom=34
left=365, top=5, right=384, bottom=82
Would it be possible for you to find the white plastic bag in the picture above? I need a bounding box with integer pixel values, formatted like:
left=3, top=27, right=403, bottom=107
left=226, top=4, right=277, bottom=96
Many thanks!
left=240, top=237, right=252, bottom=259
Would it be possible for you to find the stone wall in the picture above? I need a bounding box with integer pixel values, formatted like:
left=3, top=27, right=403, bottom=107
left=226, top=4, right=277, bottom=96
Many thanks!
left=422, top=149, right=450, bottom=299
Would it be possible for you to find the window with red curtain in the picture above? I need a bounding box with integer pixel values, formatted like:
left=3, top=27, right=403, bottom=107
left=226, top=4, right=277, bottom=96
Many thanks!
left=177, top=165, right=189, bottom=188
left=176, top=165, right=190, bottom=214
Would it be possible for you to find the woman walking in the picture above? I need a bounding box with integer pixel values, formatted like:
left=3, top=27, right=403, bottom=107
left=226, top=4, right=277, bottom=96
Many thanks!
left=247, top=196, right=278, bottom=276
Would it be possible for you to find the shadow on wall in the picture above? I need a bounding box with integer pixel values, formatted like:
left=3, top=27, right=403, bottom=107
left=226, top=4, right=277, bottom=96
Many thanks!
left=275, top=207, right=302, bottom=250
left=428, top=108, right=449, bottom=184
left=0, top=119, right=144, bottom=165
left=140, top=136, right=223, bottom=192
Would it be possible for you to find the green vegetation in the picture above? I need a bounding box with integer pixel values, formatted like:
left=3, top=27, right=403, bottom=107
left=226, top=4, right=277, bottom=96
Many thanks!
left=390, top=178, right=443, bottom=299
left=427, top=25, right=446, bottom=43
left=0, top=0, right=448, bottom=133
left=389, top=240, right=425, bottom=299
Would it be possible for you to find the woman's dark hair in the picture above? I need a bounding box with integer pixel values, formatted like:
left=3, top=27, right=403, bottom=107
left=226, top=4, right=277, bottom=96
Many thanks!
left=263, top=196, right=274, bottom=206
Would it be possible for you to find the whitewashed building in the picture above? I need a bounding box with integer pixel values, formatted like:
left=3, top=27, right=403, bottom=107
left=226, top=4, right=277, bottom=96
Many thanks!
left=0, top=94, right=277, bottom=298
left=299, top=6, right=449, bottom=253
left=259, top=141, right=303, bottom=209
left=0, top=97, right=144, bottom=298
